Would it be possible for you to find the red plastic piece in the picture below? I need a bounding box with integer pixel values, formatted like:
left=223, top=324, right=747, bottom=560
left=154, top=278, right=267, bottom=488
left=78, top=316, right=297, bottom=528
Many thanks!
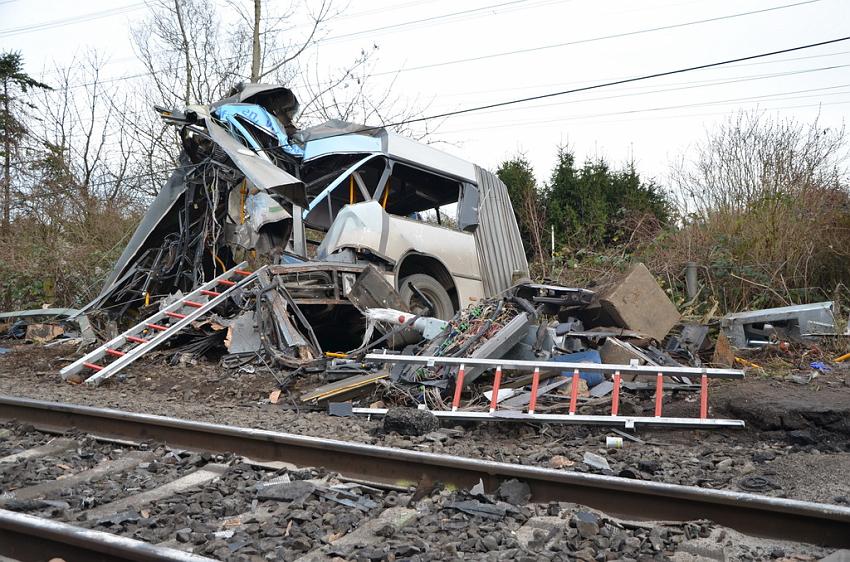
left=451, top=364, right=466, bottom=411
left=655, top=372, right=664, bottom=417
left=165, top=311, right=187, bottom=319
left=234, top=269, right=252, bottom=276
left=184, top=300, right=204, bottom=308
left=218, top=279, right=236, bottom=286
left=105, top=348, right=125, bottom=357
left=700, top=373, right=709, bottom=419
left=146, top=323, right=168, bottom=331
left=199, top=290, right=220, bottom=297
left=568, top=369, right=580, bottom=415
left=84, top=362, right=103, bottom=371
left=611, top=371, right=621, bottom=416
left=126, top=336, right=148, bottom=344
left=489, top=366, right=503, bottom=413
left=528, top=367, right=541, bottom=414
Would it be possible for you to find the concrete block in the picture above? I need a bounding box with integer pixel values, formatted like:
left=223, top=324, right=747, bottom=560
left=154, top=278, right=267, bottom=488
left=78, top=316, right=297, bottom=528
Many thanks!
left=598, top=263, right=680, bottom=342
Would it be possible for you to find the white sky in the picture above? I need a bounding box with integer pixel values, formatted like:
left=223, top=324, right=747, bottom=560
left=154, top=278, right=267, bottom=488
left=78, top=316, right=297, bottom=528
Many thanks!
left=2, top=0, right=849, bottom=187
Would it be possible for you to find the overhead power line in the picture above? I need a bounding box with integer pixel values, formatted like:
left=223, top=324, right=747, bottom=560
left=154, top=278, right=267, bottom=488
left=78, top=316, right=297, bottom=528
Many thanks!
left=446, top=63, right=850, bottom=118
left=321, top=36, right=850, bottom=136
left=370, top=0, right=824, bottom=77
left=0, top=2, right=146, bottom=38
left=438, top=85, right=850, bottom=134
left=48, top=0, right=823, bottom=92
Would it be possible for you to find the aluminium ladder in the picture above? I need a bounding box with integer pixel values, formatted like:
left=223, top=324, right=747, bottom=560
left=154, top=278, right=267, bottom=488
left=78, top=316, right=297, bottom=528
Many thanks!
left=362, top=353, right=746, bottom=429
left=61, top=262, right=265, bottom=386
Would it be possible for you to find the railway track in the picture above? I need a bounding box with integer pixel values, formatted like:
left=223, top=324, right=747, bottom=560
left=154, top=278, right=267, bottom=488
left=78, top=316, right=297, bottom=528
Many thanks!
left=0, top=395, right=847, bottom=561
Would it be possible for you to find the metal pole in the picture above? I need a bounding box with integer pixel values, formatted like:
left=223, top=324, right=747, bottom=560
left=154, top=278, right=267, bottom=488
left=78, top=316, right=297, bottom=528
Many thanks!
left=685, top=261, right=699, bottom=301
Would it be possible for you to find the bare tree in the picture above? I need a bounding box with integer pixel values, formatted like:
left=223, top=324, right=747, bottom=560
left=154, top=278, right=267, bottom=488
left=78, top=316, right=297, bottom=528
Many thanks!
left=667, top=110, right=850, bottom=309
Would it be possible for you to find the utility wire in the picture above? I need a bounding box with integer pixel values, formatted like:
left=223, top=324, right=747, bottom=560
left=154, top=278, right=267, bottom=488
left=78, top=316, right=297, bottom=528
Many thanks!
left=46, top=0, right=824, bottom=92
left=438, top=85, right=850, bottom=134
left=350, top=36, right=850, bottom=135
left=445, top=63, right=850, bottom=118
left=370, top=0, right=824, bottom=77
left=0, top=2, right=146, bottom=37
left=33, top=0, right=548, bottom=81
left=437, top=48, right=850, bottom=100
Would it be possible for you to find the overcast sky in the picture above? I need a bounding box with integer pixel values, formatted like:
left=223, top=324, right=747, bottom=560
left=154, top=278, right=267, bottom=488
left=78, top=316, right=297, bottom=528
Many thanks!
left=2, top=0, right=848, bottom=188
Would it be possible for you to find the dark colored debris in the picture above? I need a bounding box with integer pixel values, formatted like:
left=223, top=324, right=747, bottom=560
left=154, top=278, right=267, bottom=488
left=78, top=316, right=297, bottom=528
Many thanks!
left=328, top=402, right=353, bottom=417
left=382, top=408, right=438, bottom=437
left=496, top=479, right=531, bottom=505
left=444, top=499, right=507, bottom=520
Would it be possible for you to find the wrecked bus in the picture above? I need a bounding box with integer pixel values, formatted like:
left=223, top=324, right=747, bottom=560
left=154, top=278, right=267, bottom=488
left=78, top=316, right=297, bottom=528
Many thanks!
left=88, top=84, right=528, bottom=348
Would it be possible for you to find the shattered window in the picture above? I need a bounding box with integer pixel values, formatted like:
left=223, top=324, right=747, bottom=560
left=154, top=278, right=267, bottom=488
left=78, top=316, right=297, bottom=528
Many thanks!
left=382, top=163, right=461, bottom=225
left=300, top=155, right=386, bottom=230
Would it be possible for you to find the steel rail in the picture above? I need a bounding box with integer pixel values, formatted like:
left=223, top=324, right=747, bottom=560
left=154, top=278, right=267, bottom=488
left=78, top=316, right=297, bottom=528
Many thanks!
left=0, top=395, right=847, bottom=547
left=0, top=509, right=215, bottom=562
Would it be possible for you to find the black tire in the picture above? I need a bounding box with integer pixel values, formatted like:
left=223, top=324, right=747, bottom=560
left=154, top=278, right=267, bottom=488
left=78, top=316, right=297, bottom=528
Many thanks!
left=399, top=274, right=455, bottom=320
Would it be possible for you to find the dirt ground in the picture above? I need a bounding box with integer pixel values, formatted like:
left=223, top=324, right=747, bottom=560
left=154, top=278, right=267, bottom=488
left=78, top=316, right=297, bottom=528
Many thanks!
left=1, top=341, right=849, bottom=508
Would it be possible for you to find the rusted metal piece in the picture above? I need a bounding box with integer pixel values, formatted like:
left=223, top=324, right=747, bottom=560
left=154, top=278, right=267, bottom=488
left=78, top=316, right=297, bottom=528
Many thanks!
left=0, top=395, right=847, bottom=547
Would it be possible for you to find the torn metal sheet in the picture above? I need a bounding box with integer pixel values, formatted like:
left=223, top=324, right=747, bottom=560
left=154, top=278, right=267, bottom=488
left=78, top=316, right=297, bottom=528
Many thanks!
left=0, top=308, right=94, bottom=342
left=721, top=301, right=837, bottom=348
left=473, top=166, right=529, bottom=295
left=222, top=311, right=261, bottom=354
left=201, top=111, right=305, bottom=206
left=347, top=265, right=408, bottom=313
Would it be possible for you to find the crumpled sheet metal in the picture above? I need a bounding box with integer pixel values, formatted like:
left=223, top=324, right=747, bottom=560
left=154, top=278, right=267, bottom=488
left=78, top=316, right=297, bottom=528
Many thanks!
left=202, top=111, right=306, bottom=207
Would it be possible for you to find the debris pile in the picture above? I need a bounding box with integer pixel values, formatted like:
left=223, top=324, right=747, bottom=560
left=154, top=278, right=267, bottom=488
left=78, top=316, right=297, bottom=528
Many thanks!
left=2, top=82, right=847, bottom=431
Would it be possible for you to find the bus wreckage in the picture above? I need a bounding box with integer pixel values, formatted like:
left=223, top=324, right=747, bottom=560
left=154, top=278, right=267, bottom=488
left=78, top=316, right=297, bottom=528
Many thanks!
left=72, top=83, right=534, bottom=377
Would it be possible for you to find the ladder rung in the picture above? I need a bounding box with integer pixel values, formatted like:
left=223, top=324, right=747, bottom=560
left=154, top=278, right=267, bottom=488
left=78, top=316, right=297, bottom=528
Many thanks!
left=200, top=290, right=220, bottom=297
left=106, top=348, right=125, bottom=357
left=126, top=336, right=148, bottom=344
left=84, top=362, right=103, bottom=371
left=234, top=269, right=252, bottom=276
left=184, top=300, right=204, bottom=308
left=218, top=280, right=236, bottom=286
left=165, top=311, right=187, bottom=319
left=146, top=323, right=168, bottom=331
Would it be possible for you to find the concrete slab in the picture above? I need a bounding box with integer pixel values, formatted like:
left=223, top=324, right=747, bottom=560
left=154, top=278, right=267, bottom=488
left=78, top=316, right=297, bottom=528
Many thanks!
left=85, top=464, right=229, bottom=520
left=0, top=438, right=78, bottom=465
left=10, top=450, right=155, bottom=500
left=295, top=506, right=417, bottom=562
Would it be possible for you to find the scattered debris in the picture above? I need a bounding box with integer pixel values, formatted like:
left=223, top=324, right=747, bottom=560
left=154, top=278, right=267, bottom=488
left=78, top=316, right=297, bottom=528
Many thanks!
left=496, top=479, right=531, bottom=505
left=382, top=408, right=438, bottom=437
left=582, top=452, right=611, bottom=471
left=721, top=301, right=837, bottom=348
